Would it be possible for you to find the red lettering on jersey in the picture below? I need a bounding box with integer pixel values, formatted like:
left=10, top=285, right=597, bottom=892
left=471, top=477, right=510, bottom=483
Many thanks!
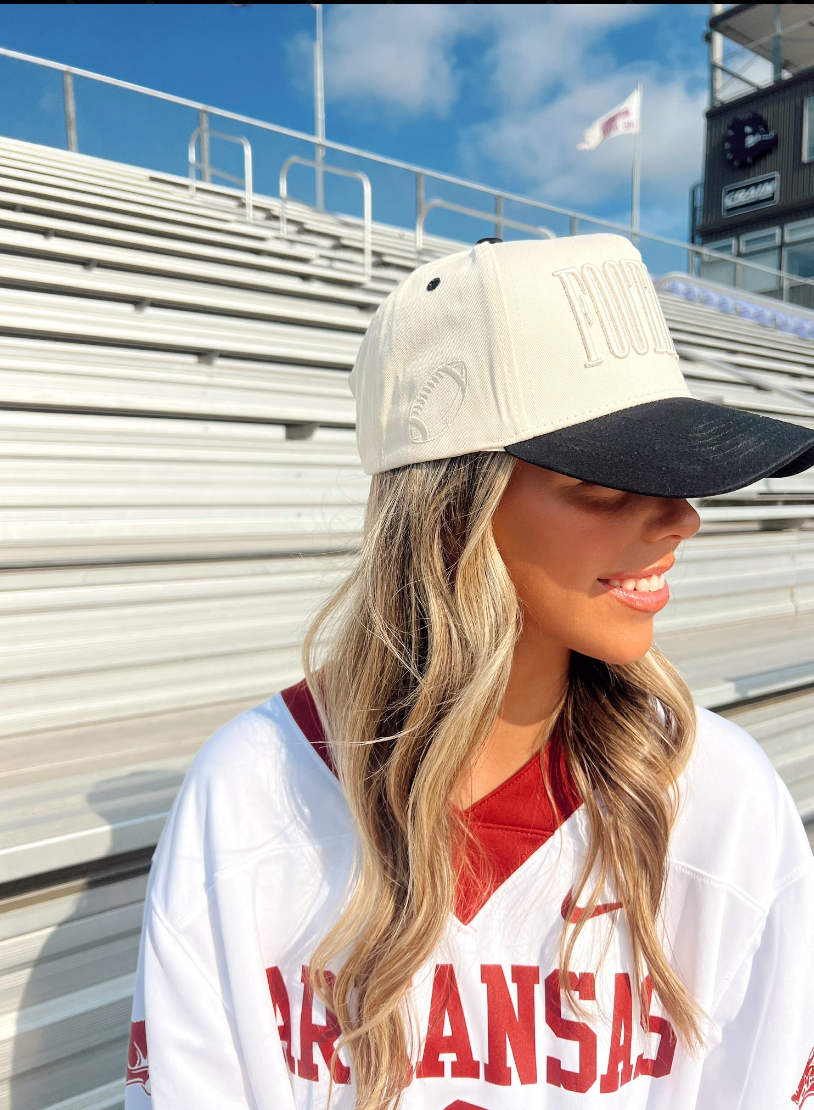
left=443, top=1104, right=490, bottom=1110
left=297, top=966, right=350, bottom=1084
left=600, top=973, right=634, bottom=1092
left=792, top=1044, right=814, bottom=1106
left=545, top=969, right=597, bottom=1093
left=417, top=964, right=480, bottom=1079
left=480, top=964, right=539, bottom=1085
left=125, top=1019, right=150, bottom=1096
left=266, top=966, right=295, bottom=1073
left=634, top=976, right=676, bottom=1079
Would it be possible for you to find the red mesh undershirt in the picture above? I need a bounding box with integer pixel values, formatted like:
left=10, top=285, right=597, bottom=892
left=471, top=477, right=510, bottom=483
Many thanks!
left=281, top=680, right=582, bottom=925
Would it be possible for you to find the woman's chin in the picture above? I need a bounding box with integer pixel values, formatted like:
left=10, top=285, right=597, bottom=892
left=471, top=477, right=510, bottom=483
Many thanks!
left=581, top=626, right=655, bottom=667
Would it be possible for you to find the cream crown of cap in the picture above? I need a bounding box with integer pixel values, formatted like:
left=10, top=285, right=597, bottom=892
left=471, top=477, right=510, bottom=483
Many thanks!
left=349, top=234, right=688, bottom=475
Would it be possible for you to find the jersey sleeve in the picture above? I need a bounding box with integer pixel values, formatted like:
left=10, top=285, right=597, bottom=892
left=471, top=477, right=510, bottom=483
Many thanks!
left=695, top=861, right=814, bottom=1110
left=125, top=898, right=261, bottom=1109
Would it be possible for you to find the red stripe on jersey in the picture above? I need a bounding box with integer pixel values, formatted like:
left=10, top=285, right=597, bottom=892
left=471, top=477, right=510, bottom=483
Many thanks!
left=281, top=679, right=334, bottom=772
left=280, top=681, right=582, bottom=925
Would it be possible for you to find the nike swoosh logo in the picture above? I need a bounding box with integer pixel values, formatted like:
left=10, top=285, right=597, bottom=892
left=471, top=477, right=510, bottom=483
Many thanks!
left=561, top=891, right=623, bottom=923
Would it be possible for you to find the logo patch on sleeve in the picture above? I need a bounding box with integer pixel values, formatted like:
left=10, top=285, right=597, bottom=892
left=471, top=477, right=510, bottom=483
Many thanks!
left=126, top=1019, right=151, bottom=1097
left=793, top=1044, right=814, bottom=1106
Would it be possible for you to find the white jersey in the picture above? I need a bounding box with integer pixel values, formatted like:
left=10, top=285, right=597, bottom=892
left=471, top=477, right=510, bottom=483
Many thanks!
left=126, top=682, right=814, bottom=1110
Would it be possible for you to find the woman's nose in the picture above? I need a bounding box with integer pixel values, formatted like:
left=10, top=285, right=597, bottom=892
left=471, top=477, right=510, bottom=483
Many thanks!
left=648, top=497, right=701, bottom=542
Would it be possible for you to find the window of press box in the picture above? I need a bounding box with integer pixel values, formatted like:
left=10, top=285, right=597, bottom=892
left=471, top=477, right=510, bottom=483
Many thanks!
left=739, top=248, right=781, bottom=293
left=740, top=228, right=780, bottom=253
left=785, top=241, right=814, bottom=280
left=785, top=216, right=814, bottom=243
left=699, top=239, right=736, bottom=286
left=783, top=218, right=814, bottom=299
left=737, top=227, right=781, bottom=294
left=804, top=94, right=814, bottom=163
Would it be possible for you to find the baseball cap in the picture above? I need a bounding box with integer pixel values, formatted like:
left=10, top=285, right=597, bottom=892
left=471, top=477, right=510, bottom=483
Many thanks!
left=348, top=233, right=814, bottom=498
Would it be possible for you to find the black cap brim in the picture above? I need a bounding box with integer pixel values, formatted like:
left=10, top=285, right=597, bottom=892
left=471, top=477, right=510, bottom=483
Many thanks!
left=505, top=397, right=814, bottom=499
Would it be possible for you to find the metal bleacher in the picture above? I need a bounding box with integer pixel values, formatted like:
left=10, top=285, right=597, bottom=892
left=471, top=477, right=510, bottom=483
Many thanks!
left=1, top=132, right=814, bottom=1109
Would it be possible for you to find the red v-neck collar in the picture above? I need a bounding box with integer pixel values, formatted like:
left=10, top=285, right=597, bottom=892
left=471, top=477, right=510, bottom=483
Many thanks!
left=453, top=739, right=581, bottom=923
left=280, top=680, right=582, bottom=925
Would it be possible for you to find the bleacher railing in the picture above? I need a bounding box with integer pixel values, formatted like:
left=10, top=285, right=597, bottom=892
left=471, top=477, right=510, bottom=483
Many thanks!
left=279, top=155, right=372, bottom=282
left=2, top=44, right=814, bottom=304
left=415, top=196, right=556, bottom=262
left=188, top=126, right=253, bottom=221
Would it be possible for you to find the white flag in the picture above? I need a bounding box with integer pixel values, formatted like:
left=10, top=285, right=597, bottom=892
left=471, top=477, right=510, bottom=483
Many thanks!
left=577, top=87, right=641, bottom=151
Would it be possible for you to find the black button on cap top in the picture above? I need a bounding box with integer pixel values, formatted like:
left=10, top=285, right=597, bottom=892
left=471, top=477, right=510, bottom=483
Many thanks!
left=476, top=237, right=503, bottom=245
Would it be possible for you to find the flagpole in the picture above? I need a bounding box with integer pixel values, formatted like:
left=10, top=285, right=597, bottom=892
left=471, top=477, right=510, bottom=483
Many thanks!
left=313, top=3, right=325, bottom=211
left=631, top=81, right=643, bottom=244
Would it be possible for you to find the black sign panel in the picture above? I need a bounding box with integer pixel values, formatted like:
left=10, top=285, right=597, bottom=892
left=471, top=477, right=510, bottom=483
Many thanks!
left=724, top=114, right=778, bottom=168
left=722, top=172, right=779, bottom=217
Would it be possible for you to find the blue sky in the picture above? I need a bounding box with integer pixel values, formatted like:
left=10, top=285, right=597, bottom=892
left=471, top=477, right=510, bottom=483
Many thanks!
left=0, top=4, right=709, bottom=259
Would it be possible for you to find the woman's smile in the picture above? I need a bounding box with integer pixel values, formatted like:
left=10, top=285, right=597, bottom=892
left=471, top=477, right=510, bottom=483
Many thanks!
left=597, top=576, right=670, bottom=612
left=597, top=555, right=675, bottom=613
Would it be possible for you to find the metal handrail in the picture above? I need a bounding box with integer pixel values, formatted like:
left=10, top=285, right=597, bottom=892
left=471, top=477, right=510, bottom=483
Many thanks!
left=416, top=198, right=555, bottom=261
left=279, top=156, right=372, bottom=283
left=676, top=345, right=814, bottom=413
left=188, top=127, right=253, bottom=222
left=5, top=45, right=814, bottom=299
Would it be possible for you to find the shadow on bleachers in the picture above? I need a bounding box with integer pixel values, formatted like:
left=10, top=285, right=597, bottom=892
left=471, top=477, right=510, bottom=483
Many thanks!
left=6, top=769, right=185, bottom=1110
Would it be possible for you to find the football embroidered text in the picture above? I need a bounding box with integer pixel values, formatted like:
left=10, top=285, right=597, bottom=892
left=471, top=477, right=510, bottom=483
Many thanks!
left=553, top=258, right=678, bottom=369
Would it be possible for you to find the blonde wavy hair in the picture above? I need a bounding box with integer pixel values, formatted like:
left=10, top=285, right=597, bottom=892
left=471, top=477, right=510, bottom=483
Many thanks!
left=303, top=451, right=703, bottom=1110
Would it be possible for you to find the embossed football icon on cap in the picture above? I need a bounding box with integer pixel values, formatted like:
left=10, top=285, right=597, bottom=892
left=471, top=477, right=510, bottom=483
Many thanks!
left=408, top=362, right=467, bottom=443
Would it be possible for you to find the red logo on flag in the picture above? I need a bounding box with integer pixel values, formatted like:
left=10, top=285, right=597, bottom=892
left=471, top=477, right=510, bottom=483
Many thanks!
left=602, top=108, right=630, bottom=139
left=126, top=1020, right=151, bottom=1096
left=793, top=1045, right=814, bottom=1106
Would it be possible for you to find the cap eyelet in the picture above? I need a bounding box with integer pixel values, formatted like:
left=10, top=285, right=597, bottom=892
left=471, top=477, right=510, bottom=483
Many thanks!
left=426, top=277, right=441, bottom=292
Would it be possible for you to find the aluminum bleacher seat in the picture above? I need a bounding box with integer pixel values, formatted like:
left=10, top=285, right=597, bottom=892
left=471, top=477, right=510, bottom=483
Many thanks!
left=1, top=133, right=814, bottom=1109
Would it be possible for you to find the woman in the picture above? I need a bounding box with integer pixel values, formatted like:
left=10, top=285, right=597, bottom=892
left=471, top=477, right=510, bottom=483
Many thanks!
left=126, top=235, right=814, bottom=1110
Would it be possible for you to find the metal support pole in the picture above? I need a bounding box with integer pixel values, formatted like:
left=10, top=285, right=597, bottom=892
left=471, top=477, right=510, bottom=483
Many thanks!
left=570, top=215, right=579, bottom=237
left=63, top=70, right=78, bottom=153
left=709, top=3, right=724, bottom=107
left=631, top=81, right=642, bottom=244
left=773, top=3, right=783, bottom=83
left=314, top=4, right=326, bottom=210
left=495, top=195, right=504, bottom=240
left=415, top=172, right=424, bottom=257
left=198, top=109, right=211, bottom=184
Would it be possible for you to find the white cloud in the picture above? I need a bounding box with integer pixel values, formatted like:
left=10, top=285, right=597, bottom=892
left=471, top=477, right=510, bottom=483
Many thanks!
left=481, top=4, right=655, bottom=109
left=316, top=4, right=656, bottom=116
left=321, top=4, right=471, bottom=116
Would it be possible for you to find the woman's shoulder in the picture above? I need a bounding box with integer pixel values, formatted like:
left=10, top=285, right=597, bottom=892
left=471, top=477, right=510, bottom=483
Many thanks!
left=147, top=683, right=347, bottom=924
left=689, top=704, right=780, bottom=795
left=180, top=685, right=336, bottom=809
left=669, top=705, right=812, bottom=906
